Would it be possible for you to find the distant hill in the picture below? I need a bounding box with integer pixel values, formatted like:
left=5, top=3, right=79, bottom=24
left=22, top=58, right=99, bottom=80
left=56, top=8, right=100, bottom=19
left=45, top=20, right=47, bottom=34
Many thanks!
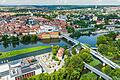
left=0, top=5, right=119, bottom=10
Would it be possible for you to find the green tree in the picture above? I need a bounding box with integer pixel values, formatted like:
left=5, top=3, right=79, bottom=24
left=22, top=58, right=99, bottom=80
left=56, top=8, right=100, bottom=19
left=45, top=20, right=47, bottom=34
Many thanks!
left=2, top=35, right=9, bottom=42
left=52, top=45, right=59, bottom=55
left=10, top=36, right=19, bottom=42
left=21, top=35, right=31, bottom=43
left=80, top=72, right=97, bottom=80
left=97, top=35, right=107, bottom=45
left=65, top=54, right=84, bottom=71
left=73, top=20, right=88, bottom=28
left=70, top=30, right=81, bottom=38
left=79, top=49, right=93, bottom=63
left=66, top=26, right=75, bottom=33
left=110, top=68, right=120, bottom=78
left=64, top=49, right=70, bottom=56
left=95, top=24, right=104, bottom=29
left=114, top=40, right=120, bottom=50
left=72, top=47, right=76, bottom=55
left=23, top=78, right=28, bottom=80
left=106, top=32, right=117, bottom=40
left=65, top=54, right=84, bottom=80
left=98, top=44, right=108, bottom=55
left=31, top=35, right=38, bottom=42
left=102, top=65, right=112, bottom=74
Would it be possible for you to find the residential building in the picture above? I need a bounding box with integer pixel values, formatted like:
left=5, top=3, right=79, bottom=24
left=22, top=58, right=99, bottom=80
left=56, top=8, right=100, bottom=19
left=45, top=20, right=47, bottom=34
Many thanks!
left=38, top=32, right=59, bottom=39
left=38, top=33, right=51, bottom=39
left=56, top=15, right=67, bottom=21
left=49, top=32, right=59, bottom=39
left=57, top=48, right=65, bottom=60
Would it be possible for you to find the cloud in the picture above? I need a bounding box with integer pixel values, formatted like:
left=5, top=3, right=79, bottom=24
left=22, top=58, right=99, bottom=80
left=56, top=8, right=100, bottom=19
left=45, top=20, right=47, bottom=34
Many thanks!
left=0, top=0, right=120, bottom=5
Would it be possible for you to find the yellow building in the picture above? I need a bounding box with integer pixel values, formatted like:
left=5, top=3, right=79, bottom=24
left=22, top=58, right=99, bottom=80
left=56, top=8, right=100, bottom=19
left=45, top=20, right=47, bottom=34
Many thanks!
left=38, top=32, right=59, bottom=39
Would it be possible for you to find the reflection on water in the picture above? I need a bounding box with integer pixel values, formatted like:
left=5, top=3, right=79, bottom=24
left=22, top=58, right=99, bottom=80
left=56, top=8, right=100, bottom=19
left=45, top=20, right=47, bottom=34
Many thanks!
left=77, top=34, right=103, bottom=47
left=40, top=38, right=60, bottom=43
left=0, top=39, right=70, bottom=52
left=0, top=34, right=102, bottom=52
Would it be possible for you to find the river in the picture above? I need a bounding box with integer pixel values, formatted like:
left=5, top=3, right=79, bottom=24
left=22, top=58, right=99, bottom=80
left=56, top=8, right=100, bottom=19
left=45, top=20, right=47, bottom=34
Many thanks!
left=0, top=34, right=102, bottom=64
left=0, top=39, right=71, bottom=52
left=77, top=34, right=104, bottom=47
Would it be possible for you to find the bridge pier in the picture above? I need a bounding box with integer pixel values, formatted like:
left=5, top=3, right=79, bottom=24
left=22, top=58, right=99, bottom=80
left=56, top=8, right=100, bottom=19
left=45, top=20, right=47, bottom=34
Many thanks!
left=99, top=76, right=102, bottom=79
left=84, top=66, right=86, bottom=69
left=76, top=49, right=79, bottom=54
left=67, top=39, right=70, bottom=42
left=102, top=63, right=106, bottom=66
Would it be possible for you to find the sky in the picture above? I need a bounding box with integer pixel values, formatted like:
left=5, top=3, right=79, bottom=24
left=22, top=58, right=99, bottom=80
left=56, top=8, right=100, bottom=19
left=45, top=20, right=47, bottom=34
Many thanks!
left=0, top=0, right=120, bottom=5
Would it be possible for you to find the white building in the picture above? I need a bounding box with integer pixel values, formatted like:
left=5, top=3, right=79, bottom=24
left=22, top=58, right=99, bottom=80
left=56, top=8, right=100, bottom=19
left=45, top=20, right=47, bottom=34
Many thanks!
left=56, top=15, right=67, bottom=21
left=0, top=58, right=43, bottom=80
left=38, top=25, right=59, bottom=33
left=105, top=25, right=120, bottom=31
left=0, top=64, right=10, bottom=80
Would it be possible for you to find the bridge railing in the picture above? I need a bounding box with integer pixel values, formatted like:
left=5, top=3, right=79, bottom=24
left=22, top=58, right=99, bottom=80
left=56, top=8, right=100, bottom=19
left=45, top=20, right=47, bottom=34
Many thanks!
left=84, top=62, right=112, bottom=80
left=81, top=43, right=120, bottom=69
left=61, top=34, right=120, bottom=69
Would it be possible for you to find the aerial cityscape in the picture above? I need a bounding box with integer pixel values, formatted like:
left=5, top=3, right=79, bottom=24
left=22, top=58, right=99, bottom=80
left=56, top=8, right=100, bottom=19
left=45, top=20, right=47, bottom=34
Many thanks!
left=0, top=1, right=120, bottom=80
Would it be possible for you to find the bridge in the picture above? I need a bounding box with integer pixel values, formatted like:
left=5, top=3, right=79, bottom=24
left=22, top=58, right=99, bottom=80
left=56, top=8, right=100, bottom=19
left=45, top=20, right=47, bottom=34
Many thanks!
left=91, top=47, right=98, bottom=50
left=81, top=43, right=120, bottom=69
left=61, top=34, right=120, bottom=69
left=84, top=62, right=112, bottom=80
left=61, top=34, right=79, bottom=45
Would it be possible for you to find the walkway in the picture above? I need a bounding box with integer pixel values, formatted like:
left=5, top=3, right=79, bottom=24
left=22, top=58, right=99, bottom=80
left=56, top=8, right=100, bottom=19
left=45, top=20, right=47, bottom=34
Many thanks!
left=84, top=62, right=112, bottom=80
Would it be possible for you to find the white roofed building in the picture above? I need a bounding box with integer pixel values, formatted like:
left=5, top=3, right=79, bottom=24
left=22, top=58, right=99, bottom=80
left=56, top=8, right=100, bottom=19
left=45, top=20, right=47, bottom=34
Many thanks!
left=38, top=25, right=59, bottom=34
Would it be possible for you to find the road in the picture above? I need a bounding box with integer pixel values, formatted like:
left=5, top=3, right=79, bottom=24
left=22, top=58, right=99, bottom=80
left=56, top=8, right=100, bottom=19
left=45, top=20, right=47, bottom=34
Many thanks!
left=84, top=62, right=112, bottom=80
left=61, top=34, right=120, bottom=69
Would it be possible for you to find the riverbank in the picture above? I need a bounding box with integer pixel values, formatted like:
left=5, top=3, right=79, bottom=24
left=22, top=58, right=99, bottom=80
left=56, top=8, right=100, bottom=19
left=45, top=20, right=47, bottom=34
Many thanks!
left=0, top=46, right=51, bottom=59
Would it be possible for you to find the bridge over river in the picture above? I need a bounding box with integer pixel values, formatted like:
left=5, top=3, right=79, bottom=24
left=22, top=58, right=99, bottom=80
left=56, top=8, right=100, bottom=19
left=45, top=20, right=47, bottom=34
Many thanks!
left=61, top=34, right=120, bottom=69
left=84, top=62, right=112, bottom=80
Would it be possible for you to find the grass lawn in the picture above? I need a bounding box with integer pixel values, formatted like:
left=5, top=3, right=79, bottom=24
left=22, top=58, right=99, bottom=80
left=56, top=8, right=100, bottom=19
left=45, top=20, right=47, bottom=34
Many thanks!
left=0, top=46, right=51, bottom=59
left=89, top=58, right=101, bottom=67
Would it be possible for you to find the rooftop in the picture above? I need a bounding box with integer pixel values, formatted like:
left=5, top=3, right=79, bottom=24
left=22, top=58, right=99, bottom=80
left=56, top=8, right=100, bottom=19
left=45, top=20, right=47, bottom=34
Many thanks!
left=0, top=56, right=42, bottom=78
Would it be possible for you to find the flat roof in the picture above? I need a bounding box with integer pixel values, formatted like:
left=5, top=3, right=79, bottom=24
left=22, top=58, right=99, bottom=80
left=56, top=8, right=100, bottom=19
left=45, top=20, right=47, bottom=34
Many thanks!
left=21, top=64, right=41, bottom=74
left=0, top=70, right=9, bottom=77
left=9, top=59, right=42, bottom=78
left=0, top=64, right=9, bottom=73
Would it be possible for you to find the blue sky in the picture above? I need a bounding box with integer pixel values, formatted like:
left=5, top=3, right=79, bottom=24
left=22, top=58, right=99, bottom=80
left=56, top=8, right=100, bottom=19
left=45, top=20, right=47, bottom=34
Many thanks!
left=0, top=0, right=120, bottom=5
